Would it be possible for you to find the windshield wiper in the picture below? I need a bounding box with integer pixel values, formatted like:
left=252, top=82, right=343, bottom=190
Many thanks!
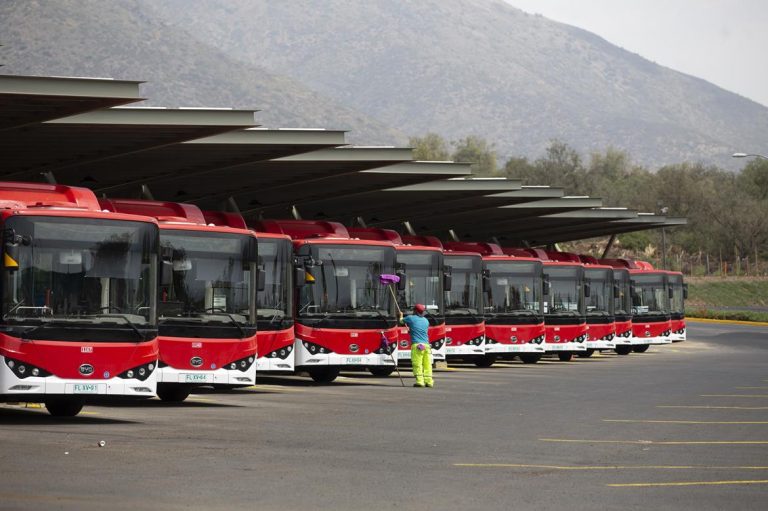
left=202, top=311, right=247, bottom=338
left=505, top=309, right=538, bottom=316
left=99, top=314, right=147, bottom=340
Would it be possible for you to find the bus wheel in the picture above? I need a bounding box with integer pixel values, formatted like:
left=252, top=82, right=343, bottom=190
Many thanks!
left=44, top=398, right=84, bottom=417
left=309, top=366, right=340, bottom=383
left=474, top=355, right=496, bottom=368
left=578, top=349, right=595, bottom=358
left=157, top=384, right=191, bottom=402
left=614, top=345, right=632, bottom=355
left=368, top=367, right=395, bottom=377
left=633, top=345, right=650, bottom=353
left=558, top=352, right=573, bottom=362
left=519, top=354, right=542, bottom=364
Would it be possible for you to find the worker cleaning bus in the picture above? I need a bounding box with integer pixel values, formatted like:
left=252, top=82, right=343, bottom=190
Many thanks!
left=400, top=303, right=433, bottom=388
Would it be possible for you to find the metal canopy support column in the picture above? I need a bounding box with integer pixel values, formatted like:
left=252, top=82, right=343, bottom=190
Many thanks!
left=601, top=234, right=617, bottom=259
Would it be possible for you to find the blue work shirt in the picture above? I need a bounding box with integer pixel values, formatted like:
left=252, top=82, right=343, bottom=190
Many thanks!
left=403, top=314, right=430, bottom=345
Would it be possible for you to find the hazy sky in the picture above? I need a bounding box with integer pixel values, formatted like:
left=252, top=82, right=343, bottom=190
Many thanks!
left=506, top=0, right=768, bottom=107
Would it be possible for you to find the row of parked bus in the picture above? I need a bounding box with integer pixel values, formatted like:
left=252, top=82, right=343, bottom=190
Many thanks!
left=0, top=182, right=686, bottom=416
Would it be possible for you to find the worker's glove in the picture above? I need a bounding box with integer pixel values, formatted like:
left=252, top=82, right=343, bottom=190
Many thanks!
left=416, top=343, right=426, bottom=351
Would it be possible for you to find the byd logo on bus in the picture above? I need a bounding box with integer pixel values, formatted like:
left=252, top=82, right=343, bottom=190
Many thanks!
left=79, top=364, right=95, bottom=376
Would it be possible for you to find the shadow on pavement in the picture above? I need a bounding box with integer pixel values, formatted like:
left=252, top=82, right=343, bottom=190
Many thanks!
left=0, top=406, right=139, bottom=425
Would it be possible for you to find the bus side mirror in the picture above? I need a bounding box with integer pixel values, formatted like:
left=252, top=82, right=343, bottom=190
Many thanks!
left=160, top=260, right=174, bottom=286
left=482, top=269, right=491, bottom=292
left=294, top=267, right=307, bottom=287
left=668, top=286, right=674, bottom=299
left=613, top=285, right=620, bottom=297
left=543, top=277, right=550, bottom=296
left=683, top=284, right=688, bottom=299
left=396, top=270, right=407, bottom=291
left=443, top=265, right=452, bottom=292
left=257, top=269, right=266, bottom=292
left=583, top=283, right=591, bottom=298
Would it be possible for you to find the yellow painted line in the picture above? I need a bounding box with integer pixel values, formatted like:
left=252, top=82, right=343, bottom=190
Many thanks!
left=658, top=405, right=768, bottom=410
left=701, top=394, right=768, bottom=398
left=539, top=438, right=768, bottom=445
left=608, top=479, right=768, bottom=488
left=187, top=397, right=215, bottom=402
left=79, top=411, right=100, bottom=416
left=686, top=317, right=768, bottom=327
left=604, top=419, right=768, bottom=424
left=454, top=463, right=768, bottom=471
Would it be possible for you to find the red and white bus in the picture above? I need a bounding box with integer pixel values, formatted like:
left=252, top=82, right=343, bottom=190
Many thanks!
left=445, top=243, right=546, bottom=366
left=349, top=229, right=448, bottom=370
left=255, top=220, right=399, bottom=383
left=100, top=200, right=258, bottom=402
left=667, top=271, right=687, bottom=342
left=602, top=259, right=672, bottom=352
left=202, top=211, right=296, bottom=373
left=441, top=249, right=485, bottom=363
left=541, top=255, right=589, bottom=361
left=576, top=256, right=616, bottom=357
left=1, top=182, right=160, bottom=416
left=610, top=266, right=634, bottom=355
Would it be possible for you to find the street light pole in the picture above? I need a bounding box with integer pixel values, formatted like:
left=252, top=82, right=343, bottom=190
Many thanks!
left=658, top=204, right=669, bottom=270
left=733, top=152, right=768, bottom=160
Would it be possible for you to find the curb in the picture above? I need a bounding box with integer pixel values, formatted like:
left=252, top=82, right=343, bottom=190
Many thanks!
left=687, top=317, right=768, bottom=327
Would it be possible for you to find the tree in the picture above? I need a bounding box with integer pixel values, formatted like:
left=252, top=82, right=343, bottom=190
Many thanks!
left=452, top=136, right=498, bottom=176
left=408, top=133, right=451, bottom=161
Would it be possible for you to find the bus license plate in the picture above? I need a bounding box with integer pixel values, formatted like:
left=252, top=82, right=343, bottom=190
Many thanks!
left=72, top=384, right=99, bottom=394
left=183, top=373, right=213, bottom=383
left=344, top=357, right=363, bottom=364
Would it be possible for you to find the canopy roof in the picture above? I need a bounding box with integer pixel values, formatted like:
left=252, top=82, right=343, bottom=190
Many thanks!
left=1, top=107, right=257, bottom=180
left=0, top=74, right=143, bottom=130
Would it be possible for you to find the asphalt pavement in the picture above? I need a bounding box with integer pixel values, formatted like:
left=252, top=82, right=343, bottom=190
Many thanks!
left=1, top=321, right=767, bottom=511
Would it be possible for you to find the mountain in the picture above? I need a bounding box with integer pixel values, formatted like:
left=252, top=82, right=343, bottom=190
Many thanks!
left=2, top=0, right=766, bottom=169
left=0, top=0, right=404, bottom=144
left=142, top=0, right=768, bottom=169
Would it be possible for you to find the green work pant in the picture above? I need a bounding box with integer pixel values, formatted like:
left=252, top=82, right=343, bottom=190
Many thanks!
left=411, top=343, right=433, bottom=386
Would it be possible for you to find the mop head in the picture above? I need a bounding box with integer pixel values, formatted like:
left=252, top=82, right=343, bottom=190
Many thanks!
left=378, top=274, right=400, bottom=285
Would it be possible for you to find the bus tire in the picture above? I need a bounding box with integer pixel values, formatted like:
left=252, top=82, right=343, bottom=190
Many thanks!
left=558, top=352, right=573, bottom=362
left=474, top=355, right=496, bottom=367
left=309, top=366, right=340, bottom=383
left=614, top=345, right=632, bottom=355
left=633, top=345, right=650, bottom=353
left=157, top=384, right=191, bottom=402
left=44, top=398, right=84, bottom=417
left=519, top=354, right=542, bottom=364
left=368, top=367, right=395, bottom=377
left=578, top=349, right=595, bottom=358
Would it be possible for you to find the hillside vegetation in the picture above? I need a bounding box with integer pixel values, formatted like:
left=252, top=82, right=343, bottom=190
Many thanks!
left=146, top=0, right=768, bottom=169
left=0, top=0, right=404, bottom=144
left=686, top=278, right=768, bottom=309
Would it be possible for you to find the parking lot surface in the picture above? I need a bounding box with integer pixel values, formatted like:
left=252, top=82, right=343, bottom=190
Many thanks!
left=1, top=321, right=767, bottom=511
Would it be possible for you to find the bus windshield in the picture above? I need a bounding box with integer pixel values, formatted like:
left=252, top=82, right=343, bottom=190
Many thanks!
left=444, top=254, right=482, bottom=318
left=2, top=215, right=158, bottom=341
left=298, top=244, right=396, bottom=318
left=544, top=265, right=584, bottom=316
left=613, top=269, right=632, bottom=316
left=668, top=273, right=685, bottom=314
left=159, top=230, right=257, bottom=328
left=256, top=237, right=293, bottom=324
left=484, top=260, right=543, bottom=316
left=396, top=250, right=443, bottom=317
left=585, top=268, right=613, bottom=317
left=631, top=273, right=669, bottom=315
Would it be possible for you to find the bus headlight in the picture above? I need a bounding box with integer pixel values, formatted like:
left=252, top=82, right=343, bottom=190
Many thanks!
left=4, top=357, right=51, bottom=379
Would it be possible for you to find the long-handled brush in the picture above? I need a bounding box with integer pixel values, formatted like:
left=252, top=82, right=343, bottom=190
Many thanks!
left=380, top=330, right=405, bottom=387
left=378, top=274, right=405, bottom=386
